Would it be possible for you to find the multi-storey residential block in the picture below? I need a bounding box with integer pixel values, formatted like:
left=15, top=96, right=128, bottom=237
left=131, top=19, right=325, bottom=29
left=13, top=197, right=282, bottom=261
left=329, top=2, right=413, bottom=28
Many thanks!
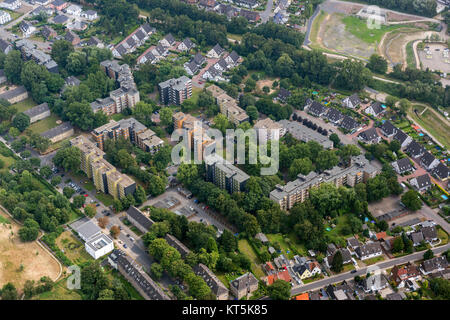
left=206, top=85, right=248, bottom=124
left=270, top=156, right=379, bottom=210
left=70, top=136, right=136, bottom=199
left=91, top=118, right=163, bottom=154
left=205, top=153, right=250, bottom=194
left=0, top=10, right=11, bottom=24
left=254, top=118, right=286, bottom=144
left=158, top=76, right=192, bottom=105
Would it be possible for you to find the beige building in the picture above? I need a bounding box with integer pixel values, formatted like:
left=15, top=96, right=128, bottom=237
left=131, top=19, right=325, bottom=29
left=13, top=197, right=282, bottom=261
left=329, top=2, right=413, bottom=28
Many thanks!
left=23, top=102, right=51, bottom=124
left=41, top=122, right=74, bottom=143
left=254, top=118, right=286, bottom=143
left=0, top=86, right=28, bottom=104
left=230, top=272, right=259, bottom=299
left=206, top=85, right=249, bottom=125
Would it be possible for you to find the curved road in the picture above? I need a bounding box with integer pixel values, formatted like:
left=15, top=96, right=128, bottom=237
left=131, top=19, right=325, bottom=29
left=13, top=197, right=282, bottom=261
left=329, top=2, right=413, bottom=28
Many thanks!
left=291, top=243, right=450, bottom=295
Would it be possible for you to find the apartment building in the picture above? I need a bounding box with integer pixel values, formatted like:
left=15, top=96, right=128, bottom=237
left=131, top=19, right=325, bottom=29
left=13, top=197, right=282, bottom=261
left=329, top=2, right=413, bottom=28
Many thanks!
left=158, top=76, right=192, bottom=105
left=91, top=118, right=163, bottom=154
left=270, top=156, right=379, bottom=210
left=0, top=10, right=11, bottom=25
left=92, top=60, right=140, bottom=115
left=254, top=118, right=286, bottom=143
left=15, top=39, right=58, bottom=73
left=205, top=153, right=249, bottom=193
left=206, top=85, right=248, bottom=125
left=70, top=136, right=136, bottom=199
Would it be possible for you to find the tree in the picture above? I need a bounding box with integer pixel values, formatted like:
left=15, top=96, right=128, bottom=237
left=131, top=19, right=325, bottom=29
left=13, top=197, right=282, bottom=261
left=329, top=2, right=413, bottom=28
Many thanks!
left=177, top=163, right=198, bottom=186
left=19, top=218, right=40, bottom=242
left=98, top=217, right=109, bottom=229
left=53, top=146, right=81, bottom=172
left=51, top=40, right=74, bottom=68
left=73, top=195, right=85, bottom=208
left=268, top=279, right=290, bottom=300
left=329, top=133, right=340, bottom=148
left=85, top=205, right=96, bottom=218
left=63, top=187, right=75, bottom=198
left=98, top=289, right=114, bottom=300
left=160, top=107, right=173, bottom=126
left=367, top=54, right=388, bottom=74
left=12, top=113, right=30, bottom=132
left=50, top=175, right=62, bottom=186
left=150, top=263, right=163, bottom=280
left=315, top=150, right=339, bottom=171
left=423, top=249, right=434, bottom=260
left=8, top=126, right=20, bottom=138
left=392, top=237, right=404, bottom=253
left=40, top=165, right=52, bottom=179
left=1, top=283, right=18, bottom=300
left=80, top=261, right=110, bottom=300
left=335, top=59, right=371, bottom=91
left=4, top=50, right=23, bottom=84
left=246, top=105, right=258, bottom=122
left=212, top=113, right=232, bottom=134
left=185, top=272, right=211, bottom=300
left=389, top=140, right=401, bottom=153
left=289, top=158, right=313, bottom=178
left=110, top=225, right=120, bottom=239
left=331, top=250, right=343, bottom=273
left=401, top=190, right=422, bottom=211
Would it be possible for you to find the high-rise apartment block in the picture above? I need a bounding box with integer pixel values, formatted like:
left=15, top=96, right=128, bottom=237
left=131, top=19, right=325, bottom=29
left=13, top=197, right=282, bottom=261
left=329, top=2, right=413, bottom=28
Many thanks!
left=158, top=76, right=192, bottom=105
left=205, top=154, right=249, bottom=194
left=206, top=85, right=248, bottom=125
left=70, top=136, right=136, bottom=199
left=91, top=118, right=163, bottom=154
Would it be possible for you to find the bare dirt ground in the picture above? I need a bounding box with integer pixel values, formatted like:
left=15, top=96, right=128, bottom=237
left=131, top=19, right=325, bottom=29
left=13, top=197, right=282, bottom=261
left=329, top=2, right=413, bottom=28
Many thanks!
left=256, top=79, right=277, bottom=94
left=368, top=195, right=403, bottom=218
left=0, top=211, right=60, bottom=290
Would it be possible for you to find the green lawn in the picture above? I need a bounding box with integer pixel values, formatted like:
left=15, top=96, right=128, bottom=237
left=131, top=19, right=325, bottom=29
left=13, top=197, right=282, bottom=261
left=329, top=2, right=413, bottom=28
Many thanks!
left=309, top=10, right=327, bottom=46
left=12, top=98, right=36, bottom=113
left=0, top=214, right=10, bottom=224
left=27, top=114, right=61, bottom=135
left=95, top=191, right=115, bottom=207
left=437, top=227, right=448, bottom=246
left=238, top=239, right=265, bottom=279
left=108, top=269, right=145, bottom=300
left=406, top=41, right=416, bottom=69
left=35, top=278, right=82, bottom=300
left=342, top=16, right=404, bottom=44
left=0, top=153, right=15, bottom=170
left=363, top=255, right=385, bottom=266
left=266, top=233, right=307, bottom=259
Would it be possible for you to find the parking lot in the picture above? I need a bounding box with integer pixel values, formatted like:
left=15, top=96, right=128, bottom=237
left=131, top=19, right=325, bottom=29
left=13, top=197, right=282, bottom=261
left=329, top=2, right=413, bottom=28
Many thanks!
left=142, top=188, right=236, bottom=234
left=418, top=43, right=450, bottom=74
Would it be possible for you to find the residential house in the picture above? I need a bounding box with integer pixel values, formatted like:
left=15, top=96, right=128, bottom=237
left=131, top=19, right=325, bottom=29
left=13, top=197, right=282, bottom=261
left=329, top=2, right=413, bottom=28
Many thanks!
left=213, top=58, right=229, bottom=72
left=65, top=4, right=81, bottom=16
left=421, top=226, right=438, bottom=244
left=23, top=102, right=51, bottom=124
left=0, top=86, right=28, bottom=104
left=230, top=272, right=259, bottom=299
left=126, top=206, right=155, bottom=234
left=65, top=30, right=80, bottom=45
left=342, top=93, right=361, bottom=109
left=420, top=256, right=448, bottom=275
left=409, top=173, right=432, bottom=192
left=31, top=5, right=54, bottom=17
left=265, top=269, right=292, bottom=285
left=41, top=25, right=57, bottom=39
left=184, top=60, right=199, bottom=76
left=325, top=247, right=352, bottom=268
left=160, top=33, right=175, bottom=48
left=50, top=0, right=68, bottom=11
left=239, top=9, right=260, bottom=22
left=393, top=129, right=412, bottom=149
left=391, top=157, right=415, bottom=174
left=0, top=0, right=21, bottom=11
left=255, top=232, right=269, bottom=244
left=420, top=151, right=440, bottom=171
left=386, top=292, right=406, bottom=300
left=194, top=263, right=229, bottom=300
left=65, top=76, right=80, bottom=87
left=362, top=274, right=388, bottom=293
left=380, top=120, right=397, bottom=138
left=306, top=101, right=327, bottom=117
left=0, top=38, right=11, bottom=54
left=324, top=108, right=344, bottom=124
left=206, top=43, right=225, bottom=58
left=177, top=37, right=195, bottom=51
left=391, top=263, right=420, bottom=287
left=20, top=21, right=36, bottom=38
left=340, top=115, right=359, bottom=132
left=193, top=52, right=206, bottom=66
left=0, top=10, right=11, bottom=25
left=81, top=9, right=97, bottom=20
left=358, top=127, right=381, bottom=144
left=410, top=231, right=424, bottom=247
left=86, top=36, right=104, bottom=48
left=165, top=234, right=191, bottom=258
left=405, top=141, right=426, bottom=159
left=346, top=237, right=361, bottom=251
left=365, top=101, right=385, bottom=117
left=52, top=14, right=68, bottom=24
left=432, top=162, right=449, bottom=181
left=41, top=122, right=74, bottom=143
left=355, top=242, right=383, bottom=260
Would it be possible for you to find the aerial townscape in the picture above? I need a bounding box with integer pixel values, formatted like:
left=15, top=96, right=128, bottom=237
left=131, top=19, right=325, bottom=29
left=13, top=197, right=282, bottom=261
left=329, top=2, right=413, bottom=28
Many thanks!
left=0, top=0, right=449, bottom=307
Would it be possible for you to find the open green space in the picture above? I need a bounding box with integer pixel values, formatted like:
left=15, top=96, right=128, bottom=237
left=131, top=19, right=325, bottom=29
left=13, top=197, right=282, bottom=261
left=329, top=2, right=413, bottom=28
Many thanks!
left=27, top=114, right=61, bottom=135
left=0, top=153, right=15, bottom=170
left=35, top=278, right=82, bottom=300
left=408, top=105, right=450, bottom=150
left=309, top=10, right=327, bottom=46
left=94, top=191, right=115, bottom=207
left=363, top=255, right=385, bottom=266
left=12, top=98, right=36, bottom=113
left=342, top=16, right=404, bottom=44
left=238, top=239, right=265, bottom=279
left=55, top=231, right=93, bottom=265
left=0, top=214, right=10, bottom=224
left=406, top=41, right=416, bottom=69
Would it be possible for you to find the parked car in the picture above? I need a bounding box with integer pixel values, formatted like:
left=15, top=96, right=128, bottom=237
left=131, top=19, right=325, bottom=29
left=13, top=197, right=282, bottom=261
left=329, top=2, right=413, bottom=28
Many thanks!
left=123, top=244, right=127, bottom=248
left=351, top=270, right=357, bottom=274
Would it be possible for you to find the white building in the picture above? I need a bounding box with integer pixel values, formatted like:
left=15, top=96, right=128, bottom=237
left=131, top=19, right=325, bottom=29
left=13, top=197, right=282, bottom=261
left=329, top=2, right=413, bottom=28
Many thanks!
left=19, top=21, right=36, bottom=38
left=0, top=10, right=11, bottom=24
left=0, top=0, right=21, bottom=11
left=81, top=9, right=97, bottom=20
left=65, top=4, right=82, bottom=16
left=85, top=233, right=114, bottom=259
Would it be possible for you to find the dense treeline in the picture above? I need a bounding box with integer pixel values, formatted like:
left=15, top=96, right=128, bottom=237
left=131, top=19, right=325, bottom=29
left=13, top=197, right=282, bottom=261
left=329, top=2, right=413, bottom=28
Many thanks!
left=356, top=0, right=436, bottom=17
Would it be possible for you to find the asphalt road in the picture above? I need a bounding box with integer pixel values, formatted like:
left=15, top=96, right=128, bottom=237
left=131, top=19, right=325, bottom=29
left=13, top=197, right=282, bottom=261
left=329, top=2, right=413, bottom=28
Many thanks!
left=260, top=0, right=274, bottom=23
left=291, top=243, right=450, bottom=295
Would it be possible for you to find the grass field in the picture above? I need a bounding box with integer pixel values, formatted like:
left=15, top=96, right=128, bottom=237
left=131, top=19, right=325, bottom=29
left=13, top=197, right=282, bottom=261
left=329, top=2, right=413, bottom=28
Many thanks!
left=406, top=41, right=416, bottom=68
left=55, top=231, right=93, bottom=265
left=238, top=239, right=265, bottom=279
left=309, top=10, right=327, bottom=46
left=27, top=114, right=61, bottom=135
left=0, top=210, right=60, bottom=289
left=12, top=98, right=36, bottom=113
left=342, top=16, right=404, bottom=44
left=35, top=278, right=82, bottom=300
left=95, top=191, right=115, bottom=207
left=0, top=215, right=10, bottom=225
left=0, top=153, right=15, bottom=170
left=409, top=105, right=450, bottom=150
left=107, top=269, right=145, bottom=300
left=363, top=255, right=385, bottom=266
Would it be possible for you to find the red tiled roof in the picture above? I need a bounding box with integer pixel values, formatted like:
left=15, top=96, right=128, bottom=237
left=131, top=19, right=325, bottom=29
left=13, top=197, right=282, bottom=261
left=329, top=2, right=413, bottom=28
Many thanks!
left=376, top=231, right=387, bottom=240
left=295, top=293, right=309, bottom=300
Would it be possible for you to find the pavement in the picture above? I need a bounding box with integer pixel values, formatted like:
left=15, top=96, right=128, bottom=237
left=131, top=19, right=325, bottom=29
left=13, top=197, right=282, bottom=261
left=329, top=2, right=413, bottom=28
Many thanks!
left=260, top=0, right=274, bottom=23
left=291, top=243, right=450, bottom=295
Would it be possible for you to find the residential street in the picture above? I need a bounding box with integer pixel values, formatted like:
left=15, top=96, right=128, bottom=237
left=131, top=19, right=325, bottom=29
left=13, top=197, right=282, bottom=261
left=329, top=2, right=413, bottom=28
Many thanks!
left=291, top=243, right=450, bottom=295
left=260, top=0, right=274, bottom=23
